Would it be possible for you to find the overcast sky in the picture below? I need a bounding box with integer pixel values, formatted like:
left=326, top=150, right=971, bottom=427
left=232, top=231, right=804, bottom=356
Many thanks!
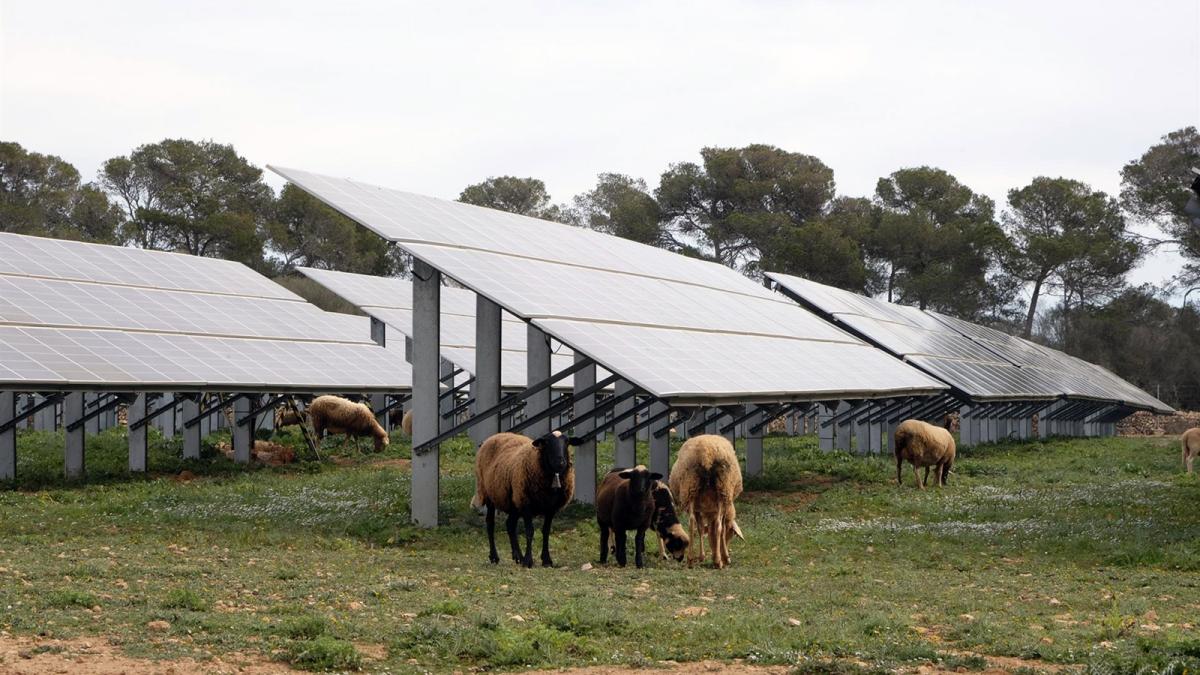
left=2, top=0, right=1197, bottom=297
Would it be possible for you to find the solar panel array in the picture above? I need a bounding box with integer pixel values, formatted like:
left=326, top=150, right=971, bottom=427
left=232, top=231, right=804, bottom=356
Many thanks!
left=767, top=272, right=1170, bottom=412
left=298, top=266, right=584, bottom=388
left=271, top=167, right=948, bottom=404
left=0, top=232, right=412, bottom=393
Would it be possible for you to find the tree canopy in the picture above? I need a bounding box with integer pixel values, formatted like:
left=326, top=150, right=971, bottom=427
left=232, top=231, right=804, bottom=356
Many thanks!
left=458, top=176, right=565, bottom=222
left=0, top=141, right=122, bottom=243
left=269, top=184, right=401, bottom=276
left=1120, top=126, right=1200, bottom=280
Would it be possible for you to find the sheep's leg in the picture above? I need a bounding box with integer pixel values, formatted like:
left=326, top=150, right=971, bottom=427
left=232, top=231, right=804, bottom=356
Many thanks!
left=614, top=529, right=628, bottom=567
left=486, top=505, right=499, bottom=564
left=1188, top=448, right=1194, bottom=475
left=690, top=509, right=705, bottom=567
left=923, top=466, right=930, bottom=486
left=521, top=515, right=534, bottom=568
left=506, top=513, right=521, bottom=564
left=599, top=524, right=610, bottom=564
left=634, top=527, right=647, bottom=569
left=913, top=465, right=923, bottom=490
left=658, top=533, right=667, bottom=560
left=896, top=457, right=903, bottom=486
left=708, top=514, right=722, bottom=569
left=940, top=462, right=951, bottom=486
left=540, top=513, right=554, bottom=567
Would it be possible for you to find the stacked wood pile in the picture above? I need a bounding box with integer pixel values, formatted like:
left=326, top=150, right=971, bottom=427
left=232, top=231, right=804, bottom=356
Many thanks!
left=1117, top=411, right=1200, bottom=436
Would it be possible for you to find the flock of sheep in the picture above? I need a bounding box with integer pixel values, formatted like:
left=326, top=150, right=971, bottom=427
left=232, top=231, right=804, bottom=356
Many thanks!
left=290, top=395, right=960, bottom=569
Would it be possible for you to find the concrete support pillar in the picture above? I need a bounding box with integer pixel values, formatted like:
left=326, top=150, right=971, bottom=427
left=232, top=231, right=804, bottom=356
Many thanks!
left=412, top=260, right=441, bottom=527
left=371, top=393, right=389, bottom=433
left=869, top=422, right=883, bottom=455
left=526, top=325, right=551, bottom=438
left=128, top=393, right=148, bottom=472
left=64, top=392, right=85, bottom=479
left=649, top=401, right=671, bottom=477
left=721, top=412, right=737, bottom=445
left=232, top=395, right=254, bottom=464
left=818, top=403, right=834, bottom=451
left=572, top=355, right=597, bottom=504
left=439, top=360, right=456, bottom=434
left=834, top=402, right=852, bottom=452
left=745, top=408, right=764, bottom=477
left=84, top=393, right=99, bottom=436
left=0, top=392, right=15, bottom=480
left=473, top=295, right=502, bottom=448
left=160, top=394, right=176, bottom=437
left=614, top=380, right=636, bottom=467
left=853, top=414, right=869, bottom=456
left=785, top=411, right=795, bottom=436
left=183, top=397, right=201, bottom=459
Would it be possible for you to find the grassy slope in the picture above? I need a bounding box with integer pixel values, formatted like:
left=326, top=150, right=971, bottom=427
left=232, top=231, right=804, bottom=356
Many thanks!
left=1, top=428, right=1199, bottom=673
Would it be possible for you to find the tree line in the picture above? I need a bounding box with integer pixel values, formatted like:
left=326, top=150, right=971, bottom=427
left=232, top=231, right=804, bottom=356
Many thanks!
left=2, top=130, right=1199, bottom=406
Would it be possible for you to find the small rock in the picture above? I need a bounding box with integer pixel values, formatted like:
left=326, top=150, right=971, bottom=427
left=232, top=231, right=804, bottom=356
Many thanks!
left=509, top=614, right=525, bottom=623
left=960, top=613, right=975, bottom=621
left=1048, top=597, right=1062, bottom=605
left=347, top=601, right=365, bottom=611
left=146, top=620, right=171, bottom=632
left=675, top=606, right=708, bottom=618
left=580, top=563, right=593, bottom=571
left=787, top=618, right=802, bottom=627
left=90, top=605, right=101, bottom=613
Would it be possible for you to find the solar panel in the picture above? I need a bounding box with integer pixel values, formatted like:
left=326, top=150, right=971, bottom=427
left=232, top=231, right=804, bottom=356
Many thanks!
left=273, top=167, right=948, bottom=404
left=767, top=272, right=1170, bottom=412
left=298, top=267, right=585, bottom=388
left=0, top=234, right=412, bottom=393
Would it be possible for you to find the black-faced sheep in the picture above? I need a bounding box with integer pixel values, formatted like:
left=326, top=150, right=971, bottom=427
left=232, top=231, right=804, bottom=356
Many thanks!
left=471, top=430, right=578, bottom=568
left=1182, top=428, right=1200, bottom=474
left=669, top=434, right=744, bottom=569
left=894, top=418, right=955, bottom=488
left=650, top=479, right=689, bottom=561
left=307, top=395, right=390, bottom=453
left=596, top=466, right=663, bottom=568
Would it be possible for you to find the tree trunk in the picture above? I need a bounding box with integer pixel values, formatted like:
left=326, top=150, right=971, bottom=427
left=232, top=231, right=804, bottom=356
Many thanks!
left=1022, top=276, right=1046, bottom=339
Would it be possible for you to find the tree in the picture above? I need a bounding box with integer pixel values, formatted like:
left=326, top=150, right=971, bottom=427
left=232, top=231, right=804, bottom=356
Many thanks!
left=568, top=173, right=665, bottom=246
left=268, top=184, right=401, bottom=275
left=0, top=141, right=121, bottom=242
left=1120, top=127, right=1200, bottom=274
left=757, top=196, right=880, bottom=292
left=458, top=176, right=565, bottom=221
left=1003, top=177, right=1143, bottom=338
left=870, top=167, right=1013, bottom=319
left=655, top=144, right=835, bottom=270
left=99, top=139, right=273, bottom=268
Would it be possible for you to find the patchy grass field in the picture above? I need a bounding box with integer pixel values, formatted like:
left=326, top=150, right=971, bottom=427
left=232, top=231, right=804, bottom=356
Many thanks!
left=1, top=427, right=1199, bottom=674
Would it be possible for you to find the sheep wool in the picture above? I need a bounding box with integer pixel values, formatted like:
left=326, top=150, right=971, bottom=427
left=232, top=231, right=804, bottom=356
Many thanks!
left=893, top=419, right=955, bottom=488
left=307, top=395, right=390, bottom=452
left=401, top=409, right=413, bottom=437
left=669, top=434, right=743, bottom=569
left=1182, top=428, right=1200, bottom=474
left=471, top=433, right=574, bottom=513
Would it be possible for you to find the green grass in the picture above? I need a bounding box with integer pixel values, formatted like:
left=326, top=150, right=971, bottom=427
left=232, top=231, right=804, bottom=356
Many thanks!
left=1, top=426, right=1198, bottom=673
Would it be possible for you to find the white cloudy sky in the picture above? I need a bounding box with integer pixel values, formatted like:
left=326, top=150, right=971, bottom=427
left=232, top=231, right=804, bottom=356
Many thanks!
left=2, top=0, right=1197, bottom=295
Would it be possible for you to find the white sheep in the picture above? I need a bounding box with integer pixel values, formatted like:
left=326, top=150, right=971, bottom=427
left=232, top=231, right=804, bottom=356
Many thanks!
left=669, top=434, right=744, bottom=569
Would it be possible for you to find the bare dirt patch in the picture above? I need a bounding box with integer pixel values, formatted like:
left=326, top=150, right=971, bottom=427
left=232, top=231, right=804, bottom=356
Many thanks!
left=0, top=635, right=296, bottom=675
left=556, top=660, right=790, bottom=674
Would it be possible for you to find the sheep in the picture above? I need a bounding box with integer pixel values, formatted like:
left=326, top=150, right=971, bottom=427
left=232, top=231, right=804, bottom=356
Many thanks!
left=650, top=480, right=689, bottom=561
left=596, top=466, right=663, bottom=568
left=400, top=409, right=413, bottom=436
left=471, top=430, right=578, bottom=568
left=306, top=395, right=390, bottom=453
left=669, top=434, right=744, bottom=569
left=893, top=418, right=956, bottom=488
left=1182, top=428, right=1200, bottom=474
left=276, top=407, right=305, bottom=428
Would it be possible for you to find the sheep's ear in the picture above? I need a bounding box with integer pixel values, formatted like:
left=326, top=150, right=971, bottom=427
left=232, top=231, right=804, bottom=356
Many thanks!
left=650, top=472, right=663, bottom=481
left=532, top=438, right=545, bottom=450
left=618, top=470, right=635, bottom=479
left=566, top=436, right=584, bottom=446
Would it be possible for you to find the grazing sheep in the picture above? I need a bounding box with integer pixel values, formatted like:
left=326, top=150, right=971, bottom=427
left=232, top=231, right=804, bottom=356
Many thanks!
left=669, top=434, right=744, bottom=569
left=894, top=419, right=956, bottom=489
left=650, top=480, right=689, bottom=561
left=471, top=430, right=578, bottom=568
left=596, top=466, right=663, bottom=568
left=1182, top=428, right=1200, bottom=474
left=307, top=395, right=390, bottom=453
left=401, top=409, right=413, bottom=436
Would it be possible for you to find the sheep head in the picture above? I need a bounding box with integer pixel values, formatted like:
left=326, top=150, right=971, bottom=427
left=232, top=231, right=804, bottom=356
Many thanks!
left=374, top=429, right=390, bottom=452
left=533, top=431, right=580, bottom=490
left=617, top=465, right=662, bottom=498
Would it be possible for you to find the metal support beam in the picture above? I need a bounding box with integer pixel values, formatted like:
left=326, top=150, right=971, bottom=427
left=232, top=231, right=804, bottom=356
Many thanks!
left=526, top=325, right=552, bottom=438
left=745, top=408, right=764, bottom=477
left=818, top=403, right=835, bottom=451
left=580, top=395, right=654, bottom=447
left=182, top=396, right=201, bottom=459
left=232, top=395, right=254, bottom=464
left=64, top=392, right=85, bottom=479
left=0, top=392, right=15, bottom=481
left=648, top=401, right=670, bottom=477
left=614, top=380, right=636, bottom=467
left=412, top=259, right=441, bottom=527
left=572, top=354, right=597, bottom=504
left=128, top=393, right=148, bottom=472
left=834, top=402, right=852, bottom=451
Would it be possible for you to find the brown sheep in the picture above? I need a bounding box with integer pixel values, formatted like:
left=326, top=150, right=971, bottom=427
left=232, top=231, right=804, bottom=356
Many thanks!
left=894, top=418, right=955, bottom=489
left=471, top=430, right=578, bottom=568
left=669, top=434, right=744, bottom=569
left=307, top=395, right=390, bottom=453
left=597, top=466, right=663, bottom=568
left=650, top=480, right=689, bottom=561
left=1182, top=428, right=1200, bottom=474
left=401, top=409, right=413, bottom=436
